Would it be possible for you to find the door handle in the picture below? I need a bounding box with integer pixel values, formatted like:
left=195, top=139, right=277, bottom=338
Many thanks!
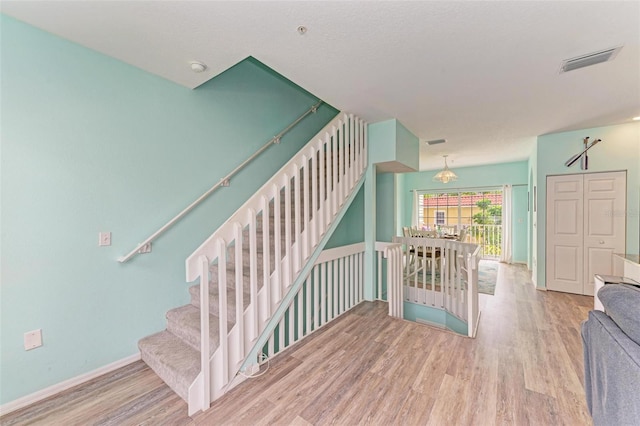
left=599, top=240, right=605, bottom=244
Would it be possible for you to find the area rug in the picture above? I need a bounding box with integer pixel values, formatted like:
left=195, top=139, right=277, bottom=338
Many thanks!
left=477, top=260, right=498, bottom=296
left=409, top=259, right=498, bottom=296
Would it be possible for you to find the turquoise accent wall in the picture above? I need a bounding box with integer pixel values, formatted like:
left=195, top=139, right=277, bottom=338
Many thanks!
left=512, top=185, right=528, bottom=263
left=534, top=122, right=640, bottom=288
left=325, top=186, right=364, bottom=249
left=368, top=119, right=419, bottom=171
left=0, top=15, right=338, bottom=404
left=376, top=173, right=396, bottom=242
left=396, top=173, right=407, bottom=237
left=368, top=120, right=396, bottom=164
left=403, top=302, right=468, bottom=335
left=394, top=121, right=420, bottom=172
left=528, top=147, right=538, bottom=277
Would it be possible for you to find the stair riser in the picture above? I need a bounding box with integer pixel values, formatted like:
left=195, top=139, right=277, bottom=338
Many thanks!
left=189, top=284, right=251, bottom=321
left=208, top=262, right=268, bottom=291
left=166, top=309, right=221, bottom=354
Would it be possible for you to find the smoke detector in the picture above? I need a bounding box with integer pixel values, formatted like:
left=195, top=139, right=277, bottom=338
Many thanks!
left=190, top=61, right=207, bottom=73
left=560, top=46, right=623, bottom=73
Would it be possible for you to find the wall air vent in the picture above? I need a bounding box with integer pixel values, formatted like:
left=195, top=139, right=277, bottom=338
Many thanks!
left=560, top=46, right=623, bottom=73
left=426, top=139, right=447, bottom=145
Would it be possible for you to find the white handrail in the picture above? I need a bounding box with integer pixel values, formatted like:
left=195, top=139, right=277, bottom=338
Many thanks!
left=118, top=100, right=323, bottom=263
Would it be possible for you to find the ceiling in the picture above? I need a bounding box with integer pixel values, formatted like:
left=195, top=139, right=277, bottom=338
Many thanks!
left=3, top=1, right=639, bottom=171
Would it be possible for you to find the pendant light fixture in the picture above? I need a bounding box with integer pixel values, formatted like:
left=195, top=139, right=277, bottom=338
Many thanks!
left=433, top=155, right=458, bottom=184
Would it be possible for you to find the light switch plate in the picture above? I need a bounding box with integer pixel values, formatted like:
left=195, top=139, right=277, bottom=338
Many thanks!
left=99, top=232, right=111, bottom=246
left=24, top=329, right=43, bottom=350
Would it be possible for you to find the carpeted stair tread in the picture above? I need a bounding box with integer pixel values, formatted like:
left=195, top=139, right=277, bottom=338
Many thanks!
left=138, top=330, right=200, bottom=402
left=166, top=304, right=221, bottom=353
left=209, top=259, right=270, bottom=295
left=189, top=282, right=250, bottom=322
left=137, top=166, right=330, bottom=408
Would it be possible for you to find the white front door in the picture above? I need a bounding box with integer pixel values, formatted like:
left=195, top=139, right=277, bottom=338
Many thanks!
left=547, top=175, right=584, bottom=294
left=546, top=171, right=626, bottom=295
left=582, top=172, right=626, bottom=295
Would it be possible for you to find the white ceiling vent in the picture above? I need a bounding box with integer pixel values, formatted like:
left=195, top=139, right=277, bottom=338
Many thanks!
left=560, top=46, right=623, bottom=73
left=427, top=139, right=447, bottom=145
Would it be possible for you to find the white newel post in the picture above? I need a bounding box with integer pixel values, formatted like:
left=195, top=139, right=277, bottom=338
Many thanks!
left=364, top=164, right=376, bottom=301
left=198, top=255, right=211, bottom=411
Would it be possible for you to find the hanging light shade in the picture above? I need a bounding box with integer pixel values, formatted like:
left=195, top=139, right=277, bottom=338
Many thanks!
left=433, top=155, right=458, bottom=183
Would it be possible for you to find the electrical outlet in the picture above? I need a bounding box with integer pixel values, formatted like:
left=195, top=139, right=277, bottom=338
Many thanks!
left=99, top=232, right=111, bottom=246
left=24, top=329, right=43, bottom=350
left=137, top=242, right=152, bottom=254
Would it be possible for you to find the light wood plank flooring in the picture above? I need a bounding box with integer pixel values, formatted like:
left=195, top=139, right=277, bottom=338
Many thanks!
left=1, top=263, right=594, bottom=425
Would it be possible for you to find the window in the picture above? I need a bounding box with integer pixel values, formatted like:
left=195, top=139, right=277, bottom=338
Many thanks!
left=416, top=189, right=502, bottom=229
left=415, top=188, right=504, bottom=259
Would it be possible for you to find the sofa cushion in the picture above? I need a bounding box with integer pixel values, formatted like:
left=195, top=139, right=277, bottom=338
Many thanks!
left=598, top=283, right=640, bottom=346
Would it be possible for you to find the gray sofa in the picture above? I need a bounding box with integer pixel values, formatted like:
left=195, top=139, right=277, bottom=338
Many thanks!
left=581, top=284, right=640, bottom=426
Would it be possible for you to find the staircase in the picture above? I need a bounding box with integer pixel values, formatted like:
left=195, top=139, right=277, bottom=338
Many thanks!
left=138, top=112, right=367, bottom=415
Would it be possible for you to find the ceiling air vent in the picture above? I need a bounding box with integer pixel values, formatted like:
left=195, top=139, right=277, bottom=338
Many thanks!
left=427, top=139, right=447, bottom=145
left=560, top=46, right=623, bottom=73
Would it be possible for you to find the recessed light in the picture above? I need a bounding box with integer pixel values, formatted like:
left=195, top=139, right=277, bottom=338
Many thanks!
left=297, top=26, right=307, bottom=35
left=633, top=116, right=640, bottom=121
left=189, top=61, right=207, bottom=73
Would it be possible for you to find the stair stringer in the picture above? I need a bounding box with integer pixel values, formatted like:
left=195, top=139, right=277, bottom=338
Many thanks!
left=187, top=173, right=366, bottom=412
left=237, top=173, right=366, bottom=378
left=183, top=112, right=368, bottom=415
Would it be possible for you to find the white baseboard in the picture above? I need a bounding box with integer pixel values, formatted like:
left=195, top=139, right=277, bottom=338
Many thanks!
left=0, top=352, right=141, bottom=417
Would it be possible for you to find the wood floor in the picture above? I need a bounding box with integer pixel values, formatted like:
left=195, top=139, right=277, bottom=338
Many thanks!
left=1, top=263, right=594, bottom=425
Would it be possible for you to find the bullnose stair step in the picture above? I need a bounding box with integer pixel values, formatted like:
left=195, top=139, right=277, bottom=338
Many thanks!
left=138, top=330, right=200, bottom=402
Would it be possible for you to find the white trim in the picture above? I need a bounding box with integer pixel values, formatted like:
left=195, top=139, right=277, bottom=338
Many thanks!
left=0, top=352, right=141, bottom=416
left=315, top=242, right=365, bottom=264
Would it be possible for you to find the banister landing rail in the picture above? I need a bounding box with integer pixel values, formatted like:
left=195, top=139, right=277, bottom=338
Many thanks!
left=118, top=100, right=323, bottom=263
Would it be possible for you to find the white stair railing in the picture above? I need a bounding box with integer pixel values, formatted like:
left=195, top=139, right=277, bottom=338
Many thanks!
left=184, top=112, right=367, bottom=414
left=260, top=242, right=365, bottom=359
left=254, top=241, right=405, bottom=364
left=375, top=242, right=404, bottom=316
left=466, top=224, right=502, bottom=259
left=390, top=236, right=481, bottom=337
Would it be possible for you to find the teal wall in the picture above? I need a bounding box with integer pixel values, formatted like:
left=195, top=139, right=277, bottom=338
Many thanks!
left=403, top=302, right=468, bottom=335
left=0, top=15, right=338, bottom=404
left=394, top=121, right=420, bottom=172
left=376, top=173, right=396, bottom=242
left=396, top=173, right=407, bottom=237
left=368, top=120, right=397, bottom=164
left=534, top=122, right=640, bottom=288
left=397, top=162, right=529, bottom=258
left=512, top=185, right=528, bottom=263
left=368, top=118, right=419, bottom=171
left=528, top=147, right=538, bottom=277
left=325, top=186, right=364, bottom=249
